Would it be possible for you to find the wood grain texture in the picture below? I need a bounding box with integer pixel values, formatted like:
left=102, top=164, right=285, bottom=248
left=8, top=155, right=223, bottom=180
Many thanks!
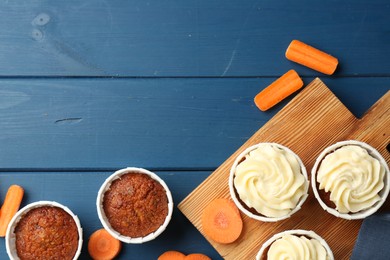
left=0, top=1, right=388, bottom=260
left=0, top=171, right=223, bottom=260
left=0, top=77, right=388, bottom=170
left=178, top=78, right=390, bottom=260
left=0, top=0, right=389, bottom=76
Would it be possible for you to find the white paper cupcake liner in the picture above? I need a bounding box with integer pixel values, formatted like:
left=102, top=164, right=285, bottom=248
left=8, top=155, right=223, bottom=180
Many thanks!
left=256, top=229, right=334, bottom=260
left=311, top=140, right=390, bottom=220
left=96, top=167, right=174, bottom=243
left=229, top=143, right=309, bottom=222
left=6, top=201, right=83, bottom=260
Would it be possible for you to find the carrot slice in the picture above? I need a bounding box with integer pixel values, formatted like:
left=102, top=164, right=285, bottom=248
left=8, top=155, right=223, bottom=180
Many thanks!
left=254, top=69, right=303, bottom=111
left=0, top=185, right=24, bottom=237
left=186, top=253, right=212, bottom=260
left=88, top=228, right=122, bottom=260
left=201, top=198, right=243, bottom=244
left=286, top=40, right=338, bottom=75
left=158, top=250, right=186, bottom=260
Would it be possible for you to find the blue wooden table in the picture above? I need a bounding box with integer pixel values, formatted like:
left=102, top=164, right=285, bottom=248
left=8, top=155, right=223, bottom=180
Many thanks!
left=0, top=1, right=389, bottom=259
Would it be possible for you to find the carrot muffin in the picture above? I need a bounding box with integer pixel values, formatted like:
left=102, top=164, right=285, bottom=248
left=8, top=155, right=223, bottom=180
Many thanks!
left=256, top=230, right=333, bottom=260
left=6, top=201, right=83, bottom=260
left=312, top=140, right=389, bottom=219
left=229, top=143, right=309, bottom=222
left=97, top=167, right=173, bottom=243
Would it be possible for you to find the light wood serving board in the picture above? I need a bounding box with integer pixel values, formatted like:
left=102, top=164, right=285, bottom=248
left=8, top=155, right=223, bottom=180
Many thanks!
left=178, top=78, right=390, bottom=260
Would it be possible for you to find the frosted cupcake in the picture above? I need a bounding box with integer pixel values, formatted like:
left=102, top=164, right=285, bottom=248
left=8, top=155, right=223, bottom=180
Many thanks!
left=312, top=140, right=390, bottom=220
left=256, top=229, right=334, bottom=260
left=6, top=201, right=83, bottom=260
left=97, top=167, right=174, bottom=243
left=229, top=143, right=309, bottom=222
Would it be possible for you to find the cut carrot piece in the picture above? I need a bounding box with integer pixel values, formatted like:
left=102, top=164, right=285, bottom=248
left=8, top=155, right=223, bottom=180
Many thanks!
left=88, top=228, right=122, bottom=260
left=254, top=69, right=303, bottom=111
left=158, top=251, right=211, bottom=260
left=0, top=185, right=24, bottom=237
left=186, top=253, right=212, bottom=260
left=201, top=198, right=243, bottom=244
left=286, top=40, right=338, bottom=75
left=158, top=250, right=186, bottom=260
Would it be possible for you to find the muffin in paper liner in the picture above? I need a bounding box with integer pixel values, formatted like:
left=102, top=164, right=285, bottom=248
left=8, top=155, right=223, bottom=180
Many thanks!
left=311, top=140, right=390, bottom=220
left=96, top=167, right=174, bottom=243
left=229, top=143, right=309, bottom=222
left=256, top=229, right=334, bottom=260
left=6, top=201, right=83, bottom=260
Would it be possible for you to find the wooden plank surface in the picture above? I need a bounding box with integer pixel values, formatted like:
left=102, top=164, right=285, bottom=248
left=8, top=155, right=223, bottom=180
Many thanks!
left=0, top=1, right=389, bottom=259
left=0, top=77, right=388, bottom=170
left=0, top=0, right=389, bottom=76
left=0, top=171, right=223, bottom=260
left=178, top=78, right=390, bottom=260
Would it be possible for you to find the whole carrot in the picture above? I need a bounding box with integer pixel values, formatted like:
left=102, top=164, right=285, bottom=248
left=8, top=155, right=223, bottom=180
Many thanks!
left=0, top=185, right=24, bottom=237
left=286, top=40, right=338, bottom=75
left=254, top=70, right=304, bottom=111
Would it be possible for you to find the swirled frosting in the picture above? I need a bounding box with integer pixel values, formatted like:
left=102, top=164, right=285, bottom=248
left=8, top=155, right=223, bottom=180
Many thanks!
left=268, top=234, right=329, bottom=260
left=317, top=145, right=385, bottom=213
left=233, top=143, right=306, bottom=218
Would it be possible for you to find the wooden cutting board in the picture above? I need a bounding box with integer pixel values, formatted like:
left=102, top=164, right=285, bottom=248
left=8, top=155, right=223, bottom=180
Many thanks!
left=178, top=78, right=390, bottom=260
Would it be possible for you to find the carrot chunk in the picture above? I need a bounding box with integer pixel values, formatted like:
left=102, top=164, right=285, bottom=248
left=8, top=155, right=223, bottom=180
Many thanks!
left=186, top=253, right=212, bottom=260
left=286, top=40, right=338, bottom=75
left=0, top=185, right=24, bottom=237
left=254, top=69, right=303, bottom=111
left=88, top=228, right=122, bottom=260
left=158, top=251, right=211, bottom=260
left=158, top=250, right=186, bottom=260
left=201, top=198, right=243, bottom=244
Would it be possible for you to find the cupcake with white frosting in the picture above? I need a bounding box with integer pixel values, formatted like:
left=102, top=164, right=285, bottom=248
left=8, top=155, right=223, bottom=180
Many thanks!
left=312, top=140, right=390, bottom=220
left=256, top=229, right=334, bottom=260
left=229, top=143, right=309, bottom=222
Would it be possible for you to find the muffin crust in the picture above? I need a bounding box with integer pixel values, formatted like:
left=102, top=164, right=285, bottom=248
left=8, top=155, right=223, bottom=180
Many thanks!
left=15, top=206, right=79, bottom=260
left=103, top=172, right=168, bottom=238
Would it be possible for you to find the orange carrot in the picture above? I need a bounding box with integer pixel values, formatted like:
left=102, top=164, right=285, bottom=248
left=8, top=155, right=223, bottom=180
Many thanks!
left=158, top=251, right=211, bottom=260
left=286, top=40, right=338, bottom=75
left=186, top=253, right=212, bottom=260
left=0, top=185, right=24, bottom=237
left=201, top=198, right=243, bottom=244
left=88, top=228, right=122, bottom=260
left=158, top=250, right=186, bottom=260
left=254, top=69, right=303, bottom=111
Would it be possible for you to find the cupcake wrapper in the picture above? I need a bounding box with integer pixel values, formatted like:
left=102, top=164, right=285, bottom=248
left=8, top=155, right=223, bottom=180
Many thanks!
left=311, top=140, right=390, bottom=220
left=96, top=167, right=174, bottom=243
left=256, top=229, right=334, bottom=260
left=6, top=201, right=83, bottom=260
left=229, top=142, right=309, bottom=222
